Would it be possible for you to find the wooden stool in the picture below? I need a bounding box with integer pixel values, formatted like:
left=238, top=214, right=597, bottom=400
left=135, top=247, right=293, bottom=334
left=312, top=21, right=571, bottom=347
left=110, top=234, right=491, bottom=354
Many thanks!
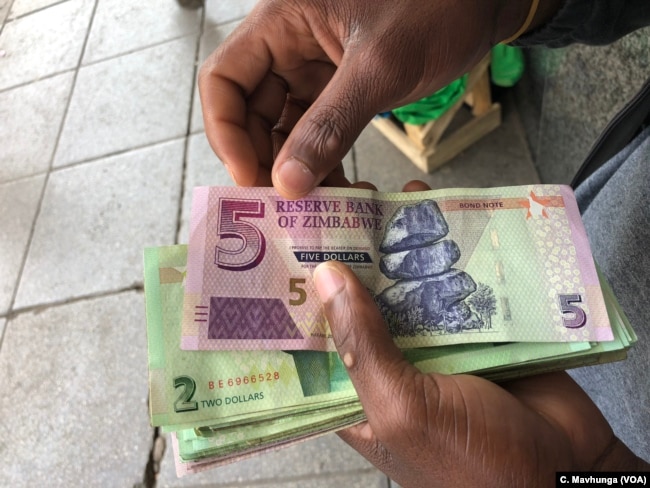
left=371, top=54, right=501, bottom=173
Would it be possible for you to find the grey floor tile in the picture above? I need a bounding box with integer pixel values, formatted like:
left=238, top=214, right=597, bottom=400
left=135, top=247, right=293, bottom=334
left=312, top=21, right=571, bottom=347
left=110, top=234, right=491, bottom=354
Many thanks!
left=54, top=35, right=197, bottom=168
left=191, top=19, right=242, bottom=133
left=0, top=317, right=5, bottom=340
left=0, top=175, right=45, bottom=315
left=0, top=290, right=151, bottom=486
left=83, top=0, right=202, bottom=64
left=0, top=0, right=93, bottom=90
left=204, top=0, right=256, bottom=28
left=0, top=1, right=10, bottom=26
left=14, top=139, right=184, bottom=309
left=158, top=432, right=380, bottom=486
left=178, top=132, right=233, bottom=243
left=356, top=92, right=539, bottom=192
left=7, top=0, right=62, bottom=19
left=190, top=71, right=203, bottom=134
left=0, top=72, right=74, bottom=182
left=342, top=150, right=355, bottom=182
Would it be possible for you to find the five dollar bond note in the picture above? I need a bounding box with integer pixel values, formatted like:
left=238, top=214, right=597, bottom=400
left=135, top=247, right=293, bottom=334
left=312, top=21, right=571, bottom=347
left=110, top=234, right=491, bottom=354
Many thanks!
left=181, top=185, right=613, bottom=351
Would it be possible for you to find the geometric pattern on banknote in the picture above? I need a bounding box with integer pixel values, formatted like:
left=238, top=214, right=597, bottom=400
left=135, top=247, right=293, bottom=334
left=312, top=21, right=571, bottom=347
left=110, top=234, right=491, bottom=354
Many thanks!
left=378, top=200, right=481, bottom=335
left=530, top=187, right=589, bottom=340
left=208, top=296, right=304, bottom=340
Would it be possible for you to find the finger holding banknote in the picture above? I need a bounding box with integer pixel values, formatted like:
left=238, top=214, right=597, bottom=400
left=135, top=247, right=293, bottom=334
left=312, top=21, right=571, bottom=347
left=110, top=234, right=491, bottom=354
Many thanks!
left=312, top=260, right=643, bottom=486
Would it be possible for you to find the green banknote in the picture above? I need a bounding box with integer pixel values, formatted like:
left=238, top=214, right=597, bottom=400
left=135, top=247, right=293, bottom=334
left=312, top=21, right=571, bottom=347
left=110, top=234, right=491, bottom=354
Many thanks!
left=170, top=414, right=365, bottom=477
left=177, top=402, right=365, bottom=461
left=145, top=245, right=635, bottom=476
left=145, top=245, right=358, bottom=430
left=146, top=246, right=634, bottom=431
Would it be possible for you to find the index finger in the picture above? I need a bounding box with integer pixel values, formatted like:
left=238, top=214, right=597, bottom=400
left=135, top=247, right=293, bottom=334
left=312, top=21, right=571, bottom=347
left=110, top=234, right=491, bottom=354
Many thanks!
left=199, top=21, right=275, bottom=185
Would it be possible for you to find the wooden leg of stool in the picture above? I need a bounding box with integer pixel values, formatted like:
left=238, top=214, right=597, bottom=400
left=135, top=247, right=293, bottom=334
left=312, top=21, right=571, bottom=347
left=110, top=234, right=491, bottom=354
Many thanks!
left=404, top=123, right=426, bottom=150
left=470, top=70, right=492, bottom=117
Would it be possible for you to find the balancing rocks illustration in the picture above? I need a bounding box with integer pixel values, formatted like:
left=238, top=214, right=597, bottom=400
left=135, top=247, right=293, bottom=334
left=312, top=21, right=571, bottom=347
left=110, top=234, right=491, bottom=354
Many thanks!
left=375, top=199, right=490, bottom=335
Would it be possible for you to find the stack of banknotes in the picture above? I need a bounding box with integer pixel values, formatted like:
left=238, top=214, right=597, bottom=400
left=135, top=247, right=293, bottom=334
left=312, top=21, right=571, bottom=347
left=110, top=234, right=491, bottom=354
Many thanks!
left=143, top=185, right=637, bottom=477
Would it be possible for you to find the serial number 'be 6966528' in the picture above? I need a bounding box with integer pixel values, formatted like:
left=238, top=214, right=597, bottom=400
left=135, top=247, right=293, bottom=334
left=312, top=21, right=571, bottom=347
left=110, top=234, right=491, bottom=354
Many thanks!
left=208, top=371, right=281, bottom=390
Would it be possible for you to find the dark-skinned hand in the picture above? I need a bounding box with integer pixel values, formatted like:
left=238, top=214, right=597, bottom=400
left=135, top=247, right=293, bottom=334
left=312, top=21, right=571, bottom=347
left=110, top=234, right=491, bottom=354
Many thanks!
left=199, top=0, right=564, bottom=199
left=311, top=181, right=648, bottom=488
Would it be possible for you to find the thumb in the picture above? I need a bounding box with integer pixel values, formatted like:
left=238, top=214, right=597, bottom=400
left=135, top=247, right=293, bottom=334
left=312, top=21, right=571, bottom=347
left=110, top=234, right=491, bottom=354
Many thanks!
left=272, top=58, right=384, bottom=199
left=312, top=261, right=420, bottom=423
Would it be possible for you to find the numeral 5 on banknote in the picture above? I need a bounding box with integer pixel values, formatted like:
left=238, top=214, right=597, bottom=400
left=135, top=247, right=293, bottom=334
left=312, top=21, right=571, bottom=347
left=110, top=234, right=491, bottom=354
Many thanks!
left=181, top=186, right=613, bottom=351
left=214, top=199, right=266, bottom=271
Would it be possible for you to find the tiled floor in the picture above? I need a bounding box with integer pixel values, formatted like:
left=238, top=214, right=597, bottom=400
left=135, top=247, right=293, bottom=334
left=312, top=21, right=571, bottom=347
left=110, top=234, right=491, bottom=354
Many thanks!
left=0, top=1, right=538, bottom=486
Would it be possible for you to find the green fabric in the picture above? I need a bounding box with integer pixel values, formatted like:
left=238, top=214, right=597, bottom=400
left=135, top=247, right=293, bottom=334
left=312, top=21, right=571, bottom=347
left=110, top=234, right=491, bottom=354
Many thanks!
left=391, top=44, right=525, bottom=125
left=490, top=44, right=525, bottom=87
left=392, top=75, right=468, bottom=125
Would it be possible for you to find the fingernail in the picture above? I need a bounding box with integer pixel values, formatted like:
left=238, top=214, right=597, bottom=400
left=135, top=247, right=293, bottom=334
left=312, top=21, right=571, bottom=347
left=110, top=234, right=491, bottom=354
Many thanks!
left=313, top=263, right=345, bottom=303
left=223, top=162, right=239, bottom=185
left=276, top=157, right=316, bottom=196
left=342, top=352, right=354, bottom=368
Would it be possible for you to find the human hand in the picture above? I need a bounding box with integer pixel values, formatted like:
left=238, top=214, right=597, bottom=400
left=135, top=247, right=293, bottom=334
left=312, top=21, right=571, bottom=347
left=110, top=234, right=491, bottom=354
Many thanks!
left=311, top=180, right=648, bottom=487
left=199, top=0, right=542, bottom=199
